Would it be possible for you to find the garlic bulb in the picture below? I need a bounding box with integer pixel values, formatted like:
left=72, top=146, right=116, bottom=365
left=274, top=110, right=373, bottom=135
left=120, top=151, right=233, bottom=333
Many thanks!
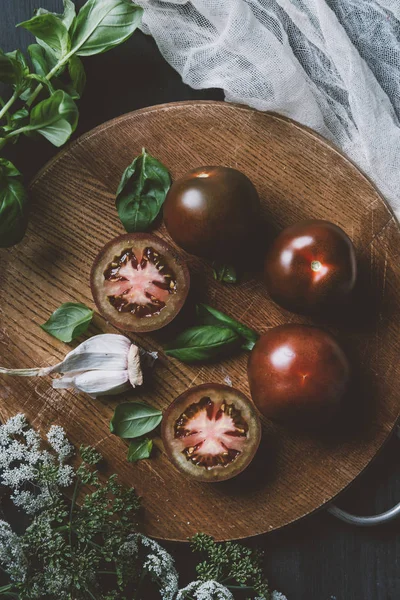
left=0, top=334, right=150, bottom=398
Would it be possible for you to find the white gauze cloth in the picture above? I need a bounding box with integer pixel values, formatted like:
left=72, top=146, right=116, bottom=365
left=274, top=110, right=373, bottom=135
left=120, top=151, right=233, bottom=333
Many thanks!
left=136, top=0, right=400, bottom=217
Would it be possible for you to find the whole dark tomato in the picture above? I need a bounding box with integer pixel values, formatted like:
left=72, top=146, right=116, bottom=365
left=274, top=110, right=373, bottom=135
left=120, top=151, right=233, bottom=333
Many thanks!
left=264, top=220, right=357, bottom=314
left=163, top=166, right=260, bottom=258
left=247, top=324, right=350, bottom=424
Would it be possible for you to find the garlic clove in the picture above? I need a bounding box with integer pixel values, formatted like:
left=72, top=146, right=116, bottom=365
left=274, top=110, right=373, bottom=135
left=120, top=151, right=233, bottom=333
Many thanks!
left=53, top=369, right=131, bottom=398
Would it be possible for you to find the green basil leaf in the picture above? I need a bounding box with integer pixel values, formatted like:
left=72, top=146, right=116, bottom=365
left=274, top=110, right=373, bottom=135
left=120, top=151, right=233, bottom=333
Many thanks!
left=40, top=302, right=93, bottom=342
left=0, top=160, right=28, bottom=248
left=28, top=43, right=58, bottom=76
left=68, top=55, right=86, bottom=98
left=116, top=148, right=171, bottom=232
left=23, top=90, right=78, bottom=147
left=127, top=437, right=153, bottom=462
left=110, top=402, right=162, bottom=439
left=0, top=50, right=25, bottom=85
left=17, top=13, right=69, bottom=56
left=165, top=325, right=240, bottom=363
left=35, top=0, right=76, bottom=30
left=61, top=0, right=76, bottom=31
left=70, top=0, right=143, bottom=57
left=212, top=261, right=237, bottom=284
left=196, top=303, right=259, bottom=351
left=11, top=108, right=29, bottom=126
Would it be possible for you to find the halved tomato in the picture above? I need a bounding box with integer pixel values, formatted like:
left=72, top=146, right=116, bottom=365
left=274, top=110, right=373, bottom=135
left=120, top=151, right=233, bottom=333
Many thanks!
left=91, top=233, right=190, bottom=333
left=162, top=383, right=261, bottom=482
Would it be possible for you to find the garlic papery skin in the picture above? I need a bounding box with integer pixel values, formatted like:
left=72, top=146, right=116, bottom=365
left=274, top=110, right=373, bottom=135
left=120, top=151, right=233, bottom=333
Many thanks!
left=0, top=334, right=146, bottom=398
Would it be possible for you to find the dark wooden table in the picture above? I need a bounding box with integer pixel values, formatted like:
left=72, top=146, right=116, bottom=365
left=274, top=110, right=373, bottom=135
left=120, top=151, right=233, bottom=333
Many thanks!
left=1, top=2, right=400, bottom=599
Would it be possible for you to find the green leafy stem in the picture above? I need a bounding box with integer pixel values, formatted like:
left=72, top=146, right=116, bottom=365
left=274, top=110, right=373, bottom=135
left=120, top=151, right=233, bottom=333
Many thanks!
left=0, top=0, right=143, bottom=248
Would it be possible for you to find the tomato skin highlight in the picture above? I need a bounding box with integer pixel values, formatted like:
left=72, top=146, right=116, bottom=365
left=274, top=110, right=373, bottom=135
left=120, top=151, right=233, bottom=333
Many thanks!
left=264, top=220, right=357, bottom=315
left=247, top=324, right=350, bottom=424
left=163, top=166, right=260, bottom=259
left=162, top=383, right=261, bottom=482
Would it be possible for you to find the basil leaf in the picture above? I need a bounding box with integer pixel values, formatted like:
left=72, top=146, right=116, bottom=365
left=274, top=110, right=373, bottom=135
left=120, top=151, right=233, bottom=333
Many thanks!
left=110, top=403, right=162, bottom=439
left=68, top=55, right=86, bottom=98
left=40, top=302, right=93, bottom=342
left=17, top=13, right=69, bottom=56
left=28, top=43, right=58, bottom=76
left=0, top=159, right=28, bottom=248
left=23, top=90, right=78, bottom=147
left=116, top=148, right=171, bottom=232
left=212, top=261, right=237, bottom=284
left=196, top=303, right=259, bottom=351
left=0, top=50, right=25, bottom=85
left=165, top=326, right=240, bottom=363
left=127, top=437, right=153, bottom=462
left=60, top=0, right=76, bottom=31
left=70, top=0, right=143, bottom=57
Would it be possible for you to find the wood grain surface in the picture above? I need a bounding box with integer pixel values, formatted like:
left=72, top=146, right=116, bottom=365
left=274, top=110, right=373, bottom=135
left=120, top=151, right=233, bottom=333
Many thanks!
left=0, top=101, right=399, bottom=542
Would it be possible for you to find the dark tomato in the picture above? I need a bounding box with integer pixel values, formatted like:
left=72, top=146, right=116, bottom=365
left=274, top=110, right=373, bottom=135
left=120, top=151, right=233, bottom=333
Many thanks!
left=162, top=383, right=261, bottom=482
left=91, top=233, right=189, bottom=333
left=247, top=324, right=350, bottom=423
left=163, top=166, right=260, bottom=258
left=264, top=220, right=357, bottom=314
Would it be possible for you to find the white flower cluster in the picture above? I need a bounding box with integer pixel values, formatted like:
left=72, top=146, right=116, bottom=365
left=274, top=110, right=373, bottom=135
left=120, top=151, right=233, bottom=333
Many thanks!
left=271, top=593, right=288, bottom=600
left=120, top=534, right=179, bottom=599
left=176, top=580, right=234, bottom=600
left=46, top=425, right=74, bottom=462
left=0, top=521, right=27, bottom=583
left=0, top=414, right=74, bottom=514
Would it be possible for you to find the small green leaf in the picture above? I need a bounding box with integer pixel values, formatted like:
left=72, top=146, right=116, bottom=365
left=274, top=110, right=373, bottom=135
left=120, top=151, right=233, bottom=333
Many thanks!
left=70, top=0, right=143, bottom=57
left=110, top=403, right=162, bottom=439
left=28, top=43, right=58, bottom=76
left=165, top=326, right=240, bottom=363
left=61, top=0, right=76, bottom=31
left=68, top=55, right=86, bottom=98
left=212, top=261, right=237, bottom=284
left=0, top=50, right=25, bottom=85
left=0, top=159, right=28, bottom=248
left=17, top=13, right=69, bottom=55
left=40, top=302, right=93, bottom=342
left=116, top=148, right=171, bottom=232
left=23, top=89, right=78, bottom=147
left=127, top=438, right=153, bottom=462
left=196, top=303, right=259, bottom=351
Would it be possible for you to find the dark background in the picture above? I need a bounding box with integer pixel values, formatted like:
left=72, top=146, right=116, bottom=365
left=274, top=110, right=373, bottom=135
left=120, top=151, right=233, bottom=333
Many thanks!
left=1, top=2, right=400, bottom=599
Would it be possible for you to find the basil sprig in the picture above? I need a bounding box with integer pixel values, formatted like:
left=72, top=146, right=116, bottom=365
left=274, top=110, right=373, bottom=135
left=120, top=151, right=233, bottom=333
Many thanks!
left=196, top=303, right=259, bottom=351
left=0, top=0, right=143, bottom=248
left=116, top=148, right=171, bottom=232
left=165, top=325, right=241, bottom=363
left=40, top=302, right=93, bottom=342
left=110, top=402, right=162, bottom=463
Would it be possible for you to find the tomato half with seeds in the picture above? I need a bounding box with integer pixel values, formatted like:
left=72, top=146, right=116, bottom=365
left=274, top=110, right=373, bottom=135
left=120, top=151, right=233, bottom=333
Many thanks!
left=162, top=383, right=261, bottom=482
left=91, top=233, right=190, bottom=333
left=264, top=220, right=357, bottom=314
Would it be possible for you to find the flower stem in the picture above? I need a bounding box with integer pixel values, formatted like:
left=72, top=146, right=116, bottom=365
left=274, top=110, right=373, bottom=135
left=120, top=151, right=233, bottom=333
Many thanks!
left=68, top=478, right=81, bottom=547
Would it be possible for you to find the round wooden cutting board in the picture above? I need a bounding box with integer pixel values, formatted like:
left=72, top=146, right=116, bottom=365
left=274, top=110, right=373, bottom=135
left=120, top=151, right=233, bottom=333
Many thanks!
left=1, top=101, right=400, bottom=542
